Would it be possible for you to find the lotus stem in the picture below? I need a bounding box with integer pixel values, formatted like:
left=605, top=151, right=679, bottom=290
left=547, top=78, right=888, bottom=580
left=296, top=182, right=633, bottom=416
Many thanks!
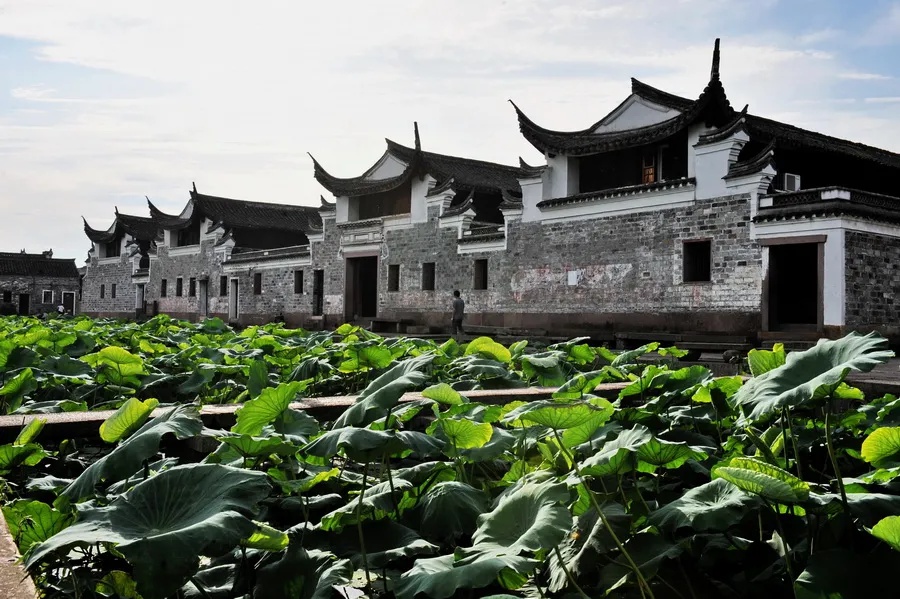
left=784, top=407, right=804, bottom=480
left=553, top=430, right=654, bottom=599
left=765, top=499, right=796, bottom=593
left=553, top=545, right=591, bottom=599
left=384, top=454, right=401, bottom=520
left=824, top=403, right=849, bottom=514
left=357, top=460, right=372, bottom=588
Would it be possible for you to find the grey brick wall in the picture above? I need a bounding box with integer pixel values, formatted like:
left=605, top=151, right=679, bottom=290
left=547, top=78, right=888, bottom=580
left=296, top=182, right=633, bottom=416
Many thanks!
left=0, top=275, right=80, bottom=315
left=81, top=256, right=135, bottom=316
left=379, top=194, right=762, bottom=334
left=845, top=230, right=900, bottom=329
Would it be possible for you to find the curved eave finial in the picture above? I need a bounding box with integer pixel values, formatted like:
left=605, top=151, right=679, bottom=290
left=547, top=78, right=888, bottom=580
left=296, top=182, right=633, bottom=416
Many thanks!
left=192, top=181, right=198, bottom=194
left=711, top=38, right=721, bottom=81
left=413, top=121, right=421, bottom=152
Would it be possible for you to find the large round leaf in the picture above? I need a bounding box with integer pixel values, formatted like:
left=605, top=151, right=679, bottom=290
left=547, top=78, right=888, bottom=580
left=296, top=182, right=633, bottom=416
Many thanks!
left=504, top=400, right=599, bottom=430
left=417, top=481, right=490, bottom=542
left=441, top=419, right=493, bottom=450
left=464, top=337, right=512, bottom=363
left=100, top=397, right=159, bottom=443
left=470, top=480, right=572, bottom=556
left=715, top=456, right=809, bottom=503
left=27, top=464, right=270, bottom=599
left=579, top=425, right=653, bottom=477
left=233, top=381, right=306, bottom=436
left=861, top=427, right=900, bottom=467
left=395, top=553, right=535, bottom=599
left=731, top=332, right=893, bottom=423
left=421, top=383, right=466, bottom=405
left=870, top=515, right=900, bottom=551
left=649, top=478, right=761, bottom=532
left=1, top=500, right=73, bottom=555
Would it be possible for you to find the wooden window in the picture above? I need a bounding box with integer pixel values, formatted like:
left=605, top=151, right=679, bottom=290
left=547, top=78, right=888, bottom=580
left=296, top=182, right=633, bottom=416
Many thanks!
left=189, top=278, right=196, bottom=297
left=294, top=270, right=304, bottom=294
left=474, top=259, right=488, bottom=290
left=111, top=284, right=117, bottom=299
left=422, top=262, right=435, bottom=291
left=388, top=264, right=400, bottom=292
left=219, top=275, right=227, bottom=296
left=683, top=240, right=712, bottom=283
left=42, top=290, right=53, bottom=304
left=176, top=224, right=200, bottom=247
left=642, top=150, right=656, bottom=184
left=176, top=277, right=183, bottom=297
left=100, top=284, right=105, bottom=299
left=160, top=279, right=167, bottom=297
left=253, top=273, right=262, bottom=295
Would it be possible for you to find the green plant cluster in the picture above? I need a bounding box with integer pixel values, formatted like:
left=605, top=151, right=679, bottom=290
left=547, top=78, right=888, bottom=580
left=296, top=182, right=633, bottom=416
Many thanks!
left=2, top=318, right=900, bottom=598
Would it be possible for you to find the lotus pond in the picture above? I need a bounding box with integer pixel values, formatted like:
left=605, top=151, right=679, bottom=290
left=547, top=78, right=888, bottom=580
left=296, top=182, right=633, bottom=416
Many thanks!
left=1, top=316, right=900, bottom=598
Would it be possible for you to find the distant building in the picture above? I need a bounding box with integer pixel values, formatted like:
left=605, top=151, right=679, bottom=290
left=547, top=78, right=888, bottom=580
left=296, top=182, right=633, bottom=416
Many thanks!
left=0, top=250, right=80, bottom=315
left=80, top=39, right=900, bottom=343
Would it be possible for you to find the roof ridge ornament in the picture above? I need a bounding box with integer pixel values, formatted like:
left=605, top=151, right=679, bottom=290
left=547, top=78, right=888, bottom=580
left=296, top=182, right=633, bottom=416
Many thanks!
left=192, top=181, right=198, bottom=194
left=413, top=121, right=421, bottom=151
left=711, top=38, right=721, bottom=81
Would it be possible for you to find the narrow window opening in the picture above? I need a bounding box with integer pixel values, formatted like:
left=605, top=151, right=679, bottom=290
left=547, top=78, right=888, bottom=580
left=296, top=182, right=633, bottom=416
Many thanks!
left=683, top=240, right=712, bottom=283
left=253, top=273, right=262, bottom=295
left=388, top=264, right=400, bottom=292
left=176, top=277, right=183, bottom=297
left=2, top=291, right=11, bottom=303
left=189, top=277, right=196, bottom=297
left=219, top=275, right=227, bottom=296
left=42, top=290, right=53, bottom=304
left=160, top=279, right=167, bottom=297
left=111, top=284, right=117, bottom=299
left=422, top=262, right=435, bottom=291
left=100, top=284, right=105, bottom=299
left=312, top=269, right=324, bottom=316
left=294, top=270, right=304, bottom=294
left=474, top=259, right=488, bottom=290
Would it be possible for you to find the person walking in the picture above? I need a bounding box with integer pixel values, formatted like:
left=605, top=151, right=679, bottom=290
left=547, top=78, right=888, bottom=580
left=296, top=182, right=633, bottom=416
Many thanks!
left=451, top=289, right=465, bottom=342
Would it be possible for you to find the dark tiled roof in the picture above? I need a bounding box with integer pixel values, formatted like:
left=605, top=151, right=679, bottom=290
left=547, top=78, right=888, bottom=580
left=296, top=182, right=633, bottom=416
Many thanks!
left=227, top=245, right=311, bottom=264
left=744, top=115, right=900, bottom=169
left=513, top=75, right=734, bottom=156
left=84, top=211, right=159, bottom=243
left=725, top=141, right=775, bottom=179
left=148, top=192, right=322, bottom=234
left=629, top=78, right=695, bottom=111
left=385, top=140, right=524, bottom=193
left=697, top=105, right=749, bottom=146
left=0, top=253, right=78, bottom=278
left=441, top=190, right=475, bottom=218
left=755, top=187, right=900, bottom=225
left=311, top=153, right=419, bottom=197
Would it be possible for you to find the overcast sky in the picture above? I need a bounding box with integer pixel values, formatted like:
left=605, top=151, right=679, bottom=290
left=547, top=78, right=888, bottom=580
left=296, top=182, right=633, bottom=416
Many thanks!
left=1, top=0, right=900, bottom=262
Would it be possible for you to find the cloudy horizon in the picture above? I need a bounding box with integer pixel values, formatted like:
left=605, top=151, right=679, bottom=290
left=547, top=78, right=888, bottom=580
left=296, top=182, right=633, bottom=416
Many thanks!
left=2, top=0, right=900, bottom=262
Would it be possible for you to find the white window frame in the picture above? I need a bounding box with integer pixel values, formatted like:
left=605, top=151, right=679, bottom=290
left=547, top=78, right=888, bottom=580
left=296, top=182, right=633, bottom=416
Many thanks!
left=42, top=289, right=53, bottom=304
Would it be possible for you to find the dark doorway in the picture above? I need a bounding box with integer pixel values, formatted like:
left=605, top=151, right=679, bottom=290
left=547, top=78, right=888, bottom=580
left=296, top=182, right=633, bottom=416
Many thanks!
left=18, top=294, right=29, bottom=315
left=312, top=269, right=324, bottom=316
left=62, top=292, right=75, bottom=314
left=767, top=243, right=821, bottom=330
left=345, top=256, right=378, bottom=320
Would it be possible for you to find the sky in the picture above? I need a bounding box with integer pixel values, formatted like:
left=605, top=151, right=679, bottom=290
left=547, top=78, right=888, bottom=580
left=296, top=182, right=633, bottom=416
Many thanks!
left=2, top=0, right=900, bottom=263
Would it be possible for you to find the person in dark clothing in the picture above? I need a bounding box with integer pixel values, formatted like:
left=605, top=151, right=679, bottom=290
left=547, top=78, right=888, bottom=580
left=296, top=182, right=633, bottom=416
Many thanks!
left=451, top=290, right=465, bottom=341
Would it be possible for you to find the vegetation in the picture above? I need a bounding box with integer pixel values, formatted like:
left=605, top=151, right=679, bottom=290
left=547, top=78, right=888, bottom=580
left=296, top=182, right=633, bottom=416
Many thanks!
left=1, top=316, right=900, bottom=598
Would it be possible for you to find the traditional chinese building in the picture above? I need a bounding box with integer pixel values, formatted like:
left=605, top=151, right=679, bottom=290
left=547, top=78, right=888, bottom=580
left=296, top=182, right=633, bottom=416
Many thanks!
left=80, top=39, right=900, bottom=344
left=0, top=250, right=80, bottom=315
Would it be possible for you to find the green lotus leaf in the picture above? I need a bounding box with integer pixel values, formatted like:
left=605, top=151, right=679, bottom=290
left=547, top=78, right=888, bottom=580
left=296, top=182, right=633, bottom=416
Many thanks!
left=0, top=443, right=46, bottom=475
left=252, top=546, right=351, bottom=599
left=319, top=478, right=415, bottom=531
left=503, top=400, right=600, bottom=430
left=28, top=464, right=270, bottom=599
left=247, top=358, right=270, bottom=398
left=40, top=354, right=93, bottom=377
left=460, top=427, right=516, bottom=462
left=547, top=503, right=630, bottom=593
left=579, top=425, right=653, bottom=477
left=649, top=478, right=761, bottom=532
left=311, top=520, right=439, bottom=569
left=636, top=437, right=706, bottom=470
left=63, top=405, right=203, bottom=501
left=1, top=499, right=73, bottom=555
left=748, top=343, right=786, bottom=376
left=732, top=332, right=893, bottom=422
left=861, top=427, right=900, bottom=467
left=469, top=480, right=571, bottom=556
left=100, top=397, right=159, bottom=443
left=0, top=368, right=37, bottom=411
left=611, top=342, right=659, bottom=367
left=421, top=382, right=466, bottom=405
left=715, top=456, right=809, bottom=503
left=599, top=532, right=683, bottom=592
left=15, top=417, right=46, bottom=445
left=441, top=419, right=493, bottom=450
left=794, top=549, right=900, bottom=599
left=417, top=481, right=490, bottom=542
left=242, top=521, right=289, bottom=551
left=304, top=427, right=441, bottom=462
left=218, top=434, right=297, bottom=458
left=232, top=381, right=307, bottom=436
left=870, top=515, right=900, bottom=551
left=394, top=553, right=536, bottom=599
left=553, top=369, right=616, bottom=399
left=464, top=337, right=512, bottom=363
left=561, top=399, right=614, bottom=447
left=333, top=353, right=434, bottom=428
left=97, top=570, right=140, bottom=599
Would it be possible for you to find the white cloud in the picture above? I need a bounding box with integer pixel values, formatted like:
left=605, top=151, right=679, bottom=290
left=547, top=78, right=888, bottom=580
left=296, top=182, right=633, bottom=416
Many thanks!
left=864, top=96, right=900, bottom=103
left=0, top=0, right=898, bottom=261
left=838, top=72, right=892, bottom=81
